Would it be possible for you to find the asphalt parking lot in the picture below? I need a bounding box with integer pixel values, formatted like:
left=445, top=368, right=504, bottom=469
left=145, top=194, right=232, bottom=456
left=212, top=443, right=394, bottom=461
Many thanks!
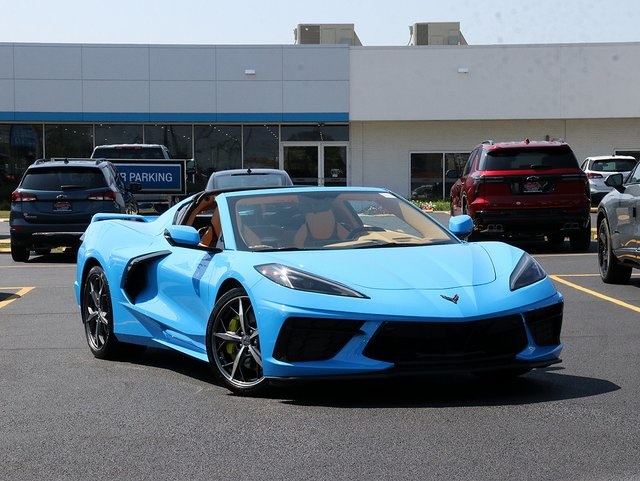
left=1, top=213, right=639, bottom=480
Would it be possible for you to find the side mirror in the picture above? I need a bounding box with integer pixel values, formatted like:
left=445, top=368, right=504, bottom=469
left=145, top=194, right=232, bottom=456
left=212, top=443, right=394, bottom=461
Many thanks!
left=605, top=173, right=624, bottom=191
left=449, top=215, right=474, bottom=240
left=128, top=182, right=143, bottom=192
left=164, top=225, right=201, bottom=247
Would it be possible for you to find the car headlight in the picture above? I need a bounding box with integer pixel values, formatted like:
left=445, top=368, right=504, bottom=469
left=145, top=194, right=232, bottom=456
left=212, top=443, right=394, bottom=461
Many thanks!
left=255, top=263, right=368, bottom=298
left=509, top=253, right=546, bottom=291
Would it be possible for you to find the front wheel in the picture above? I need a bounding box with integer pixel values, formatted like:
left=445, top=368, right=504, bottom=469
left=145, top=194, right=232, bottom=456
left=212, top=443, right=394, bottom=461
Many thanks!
left=598, top=217, right=632, bottom=284
left=81, top=266, right=122, bottom=359
left=206, top=288, right=268, bottom=395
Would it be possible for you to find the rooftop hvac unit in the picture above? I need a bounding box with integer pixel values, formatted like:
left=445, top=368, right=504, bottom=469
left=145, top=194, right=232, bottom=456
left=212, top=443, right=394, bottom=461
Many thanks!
left=410, top=22, right=467, bottom=46
left=296, top=24, right=320, bottom=44
left=295, top=24, right=362, bottom=46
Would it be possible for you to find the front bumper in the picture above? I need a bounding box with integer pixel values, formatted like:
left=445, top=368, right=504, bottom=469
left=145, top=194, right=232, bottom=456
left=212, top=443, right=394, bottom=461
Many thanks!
left=261, top=296, right=564, bottom=379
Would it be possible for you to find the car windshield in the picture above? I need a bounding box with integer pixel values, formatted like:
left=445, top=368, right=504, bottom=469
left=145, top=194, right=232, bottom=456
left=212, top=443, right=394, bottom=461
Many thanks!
left=591, top=158, right=636, bottom=172
left=482, top=147, right=578, bottom=170
left=214, top=173, right=290, bottom=189
left=227, top=189, right=456, bottom=251
left=20, top=167, right=107, bottom=190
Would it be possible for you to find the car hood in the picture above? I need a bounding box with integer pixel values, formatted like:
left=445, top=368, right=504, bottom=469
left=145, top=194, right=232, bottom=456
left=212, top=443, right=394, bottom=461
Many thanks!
left=261, top=243, right=497, bottom=290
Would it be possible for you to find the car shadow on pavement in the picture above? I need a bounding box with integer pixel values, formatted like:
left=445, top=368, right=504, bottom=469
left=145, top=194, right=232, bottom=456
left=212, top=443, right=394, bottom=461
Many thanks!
left=118, top=347, right=620, bottom=407
left=276, top=368, right=620, bottom=408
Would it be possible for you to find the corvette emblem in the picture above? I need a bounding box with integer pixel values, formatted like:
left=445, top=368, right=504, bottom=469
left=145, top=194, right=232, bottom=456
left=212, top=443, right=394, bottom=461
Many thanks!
left=441, top=294, right=460, bottom=304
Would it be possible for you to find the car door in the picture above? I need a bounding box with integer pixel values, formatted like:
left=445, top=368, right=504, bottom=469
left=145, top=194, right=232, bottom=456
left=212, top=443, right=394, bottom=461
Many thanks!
left=611, top=164, right=640, bottom=261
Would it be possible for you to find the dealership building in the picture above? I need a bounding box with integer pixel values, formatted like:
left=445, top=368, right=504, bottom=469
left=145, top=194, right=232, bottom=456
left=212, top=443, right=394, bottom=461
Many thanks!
left=2, top=22, right=640, bottom=198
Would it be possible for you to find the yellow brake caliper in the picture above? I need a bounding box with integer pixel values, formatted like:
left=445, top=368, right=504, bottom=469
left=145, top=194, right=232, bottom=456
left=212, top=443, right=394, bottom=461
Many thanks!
left=225, top=317, right=239, bottom=357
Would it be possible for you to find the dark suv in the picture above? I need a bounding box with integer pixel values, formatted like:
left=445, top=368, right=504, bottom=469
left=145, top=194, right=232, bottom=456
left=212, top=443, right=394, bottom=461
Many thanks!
left=448, top=139, right=591, bottom=250
left=9, top=159, right=138, bottom=262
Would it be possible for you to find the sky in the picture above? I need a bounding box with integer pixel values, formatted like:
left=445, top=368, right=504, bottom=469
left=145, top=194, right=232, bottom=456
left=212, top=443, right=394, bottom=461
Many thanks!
left=1, top=0, right=639, bottom=46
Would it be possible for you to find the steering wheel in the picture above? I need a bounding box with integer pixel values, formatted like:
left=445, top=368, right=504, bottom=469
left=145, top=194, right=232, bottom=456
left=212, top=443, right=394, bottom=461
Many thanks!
left=347, top=226, right=370, bottom=240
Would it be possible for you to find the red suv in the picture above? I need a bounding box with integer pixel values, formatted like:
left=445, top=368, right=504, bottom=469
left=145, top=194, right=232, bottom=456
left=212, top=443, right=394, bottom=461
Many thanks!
left=448, top=139, right=591, bottom=250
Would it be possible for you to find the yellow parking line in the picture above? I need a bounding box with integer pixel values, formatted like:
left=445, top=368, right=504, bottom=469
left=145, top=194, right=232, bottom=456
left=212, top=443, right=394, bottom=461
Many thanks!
left=0, top=287, right=35, bottom=309
left=550, top=275, right=640, bottom=313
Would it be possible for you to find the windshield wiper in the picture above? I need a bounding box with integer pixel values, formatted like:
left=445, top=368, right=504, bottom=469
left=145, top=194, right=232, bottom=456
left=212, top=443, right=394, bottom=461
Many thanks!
left=529, top=164, right=553, bottom=170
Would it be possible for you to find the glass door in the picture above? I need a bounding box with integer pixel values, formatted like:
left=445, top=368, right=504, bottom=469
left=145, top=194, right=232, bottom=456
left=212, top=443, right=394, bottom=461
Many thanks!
left=323, top=145, right=347, bottom=186
left=281, top=143, right=348, bottom=186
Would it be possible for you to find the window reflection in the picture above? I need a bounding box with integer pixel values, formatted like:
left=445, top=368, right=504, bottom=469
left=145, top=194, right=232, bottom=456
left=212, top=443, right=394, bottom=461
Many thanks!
left=0, top=124, right=43, bottom=182
left=411, top=152, right=469, bottom=200
left=145, top=125, right=192, bottom=159
left=194, top=125, right=241, bottom=175
left=95, top=124, right=142, bottom=146
left=282, top=124, right=348, bottom=142
left=45, top=124, right=93, bottom=158
left=243, top=125, right=279, bottom=169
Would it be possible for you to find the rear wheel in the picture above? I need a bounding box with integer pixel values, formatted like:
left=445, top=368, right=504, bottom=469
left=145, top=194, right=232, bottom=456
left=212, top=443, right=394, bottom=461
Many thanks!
left=10, top=241, right=30, bottom=262
left=206, top=288, right=268, bottom=395
left=598, top=217, right=632, bottom=284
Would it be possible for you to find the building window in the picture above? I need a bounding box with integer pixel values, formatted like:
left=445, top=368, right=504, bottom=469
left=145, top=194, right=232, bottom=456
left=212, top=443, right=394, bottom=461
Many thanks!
left=144, top=125, right=192, bottom=159
left=45, top=124, right=93, bottom=158
left=94, top=124, right=143, bottom=147
left=194, top=125, right=242, bottom=176
left=410, top=151, right=469, bottom=200
left=0, top=124, right=43, bottom=180
left=615, top=149, right=640, bottom=160
left=282, top=124, right=349, bottom=142
left=243, top=125, right=279, bottom=168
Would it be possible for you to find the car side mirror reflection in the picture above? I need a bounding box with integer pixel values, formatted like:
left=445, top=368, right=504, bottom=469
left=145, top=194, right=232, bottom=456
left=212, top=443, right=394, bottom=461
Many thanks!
left=449, top=215, right=474, bottom=240
left=164, top=225, right=201, bottom=247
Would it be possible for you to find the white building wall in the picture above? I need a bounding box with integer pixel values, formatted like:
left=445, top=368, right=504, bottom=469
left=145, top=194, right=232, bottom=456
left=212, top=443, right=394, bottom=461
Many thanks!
left=350, top=118, right=640, bottom=197
left=350, top=43, right=640, bottom=121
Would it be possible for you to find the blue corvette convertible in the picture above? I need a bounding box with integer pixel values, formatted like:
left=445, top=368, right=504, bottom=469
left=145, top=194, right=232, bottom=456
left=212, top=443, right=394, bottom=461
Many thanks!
left=75, top=186, right=564, bottom=395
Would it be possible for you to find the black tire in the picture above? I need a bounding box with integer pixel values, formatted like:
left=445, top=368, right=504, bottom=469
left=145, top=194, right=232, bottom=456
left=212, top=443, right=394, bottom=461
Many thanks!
left=81, top=266, right=122, bottom=359
left=598, top=217, right=632, bottom=284
left=206, top=288, right=268, bottom=395
left=569, top=219, right=592, bottom=251
left=10, top=241, right=30, bottom=262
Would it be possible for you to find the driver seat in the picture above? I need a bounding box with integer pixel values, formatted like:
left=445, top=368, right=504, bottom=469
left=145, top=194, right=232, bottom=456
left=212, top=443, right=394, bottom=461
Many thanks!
left=293, top=209, right=348, bottom=247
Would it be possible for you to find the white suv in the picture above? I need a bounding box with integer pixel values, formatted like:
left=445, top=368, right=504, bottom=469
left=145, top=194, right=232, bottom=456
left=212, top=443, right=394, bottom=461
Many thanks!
left=581, top=155, right=637, bottom=205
